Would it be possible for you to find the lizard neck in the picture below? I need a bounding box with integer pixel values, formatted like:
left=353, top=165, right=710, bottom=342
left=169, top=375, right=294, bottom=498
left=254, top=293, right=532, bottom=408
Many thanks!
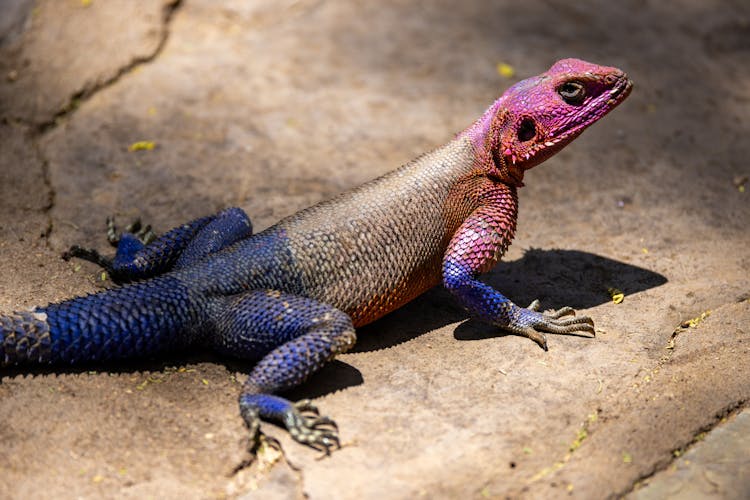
left=458, top=100, right=526, bottom=188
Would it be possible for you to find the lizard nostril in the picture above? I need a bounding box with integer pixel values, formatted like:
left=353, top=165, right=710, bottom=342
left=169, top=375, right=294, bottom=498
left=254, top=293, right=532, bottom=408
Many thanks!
left=517, top=118, right=536, bottom=142
left=604, top=74, right=618, bottom=85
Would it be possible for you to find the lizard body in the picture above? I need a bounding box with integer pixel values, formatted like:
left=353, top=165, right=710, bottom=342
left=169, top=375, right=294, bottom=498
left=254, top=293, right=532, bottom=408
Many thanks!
left=0, top=59, right=632, bottom=452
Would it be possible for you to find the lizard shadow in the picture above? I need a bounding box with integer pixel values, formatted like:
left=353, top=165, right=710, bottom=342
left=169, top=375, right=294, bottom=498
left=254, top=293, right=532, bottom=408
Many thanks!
left=290, top=248, right=667, bottom=397
left=352, top=248, right=667, bottom=351
left=0, top=350, right=365, bottom=405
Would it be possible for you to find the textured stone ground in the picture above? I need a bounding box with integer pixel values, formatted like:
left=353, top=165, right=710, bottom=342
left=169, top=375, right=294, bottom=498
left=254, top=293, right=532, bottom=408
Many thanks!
left=630, top=409, right=750, bottom=500
left=0, top=1, right=748, bottom=498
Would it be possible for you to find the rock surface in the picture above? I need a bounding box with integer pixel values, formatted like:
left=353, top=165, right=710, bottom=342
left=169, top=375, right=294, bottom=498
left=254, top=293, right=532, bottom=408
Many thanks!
left=630, top=409, right=750, bottom=500
left=0, top=1, right=748, bottom=498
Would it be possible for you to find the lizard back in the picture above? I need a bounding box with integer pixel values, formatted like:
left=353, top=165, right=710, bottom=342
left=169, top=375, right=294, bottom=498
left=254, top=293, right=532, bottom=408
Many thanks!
left=276, top=137, right=486, bottom=326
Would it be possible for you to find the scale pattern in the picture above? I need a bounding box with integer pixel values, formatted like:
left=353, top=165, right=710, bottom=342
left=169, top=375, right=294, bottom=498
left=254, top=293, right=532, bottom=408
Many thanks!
left=442, top=183, right=520, bottom=325
left=279, top=139, right=481, bottom=326
left=1, top=276, right=203, bottom=365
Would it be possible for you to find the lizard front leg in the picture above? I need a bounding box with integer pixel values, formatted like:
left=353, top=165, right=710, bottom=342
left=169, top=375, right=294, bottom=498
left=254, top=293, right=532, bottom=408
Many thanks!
left=210, top=290, right=356, bottom=453
left=442, top=184, right=594, bottom=350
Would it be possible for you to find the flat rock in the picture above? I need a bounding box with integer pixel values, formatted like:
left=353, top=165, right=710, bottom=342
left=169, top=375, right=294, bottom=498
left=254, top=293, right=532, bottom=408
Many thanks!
left=630, top=409, right=750, bottom=500
left=0, top=0, right=748, bottom=498
left=0, top=0, right=174, bottom=124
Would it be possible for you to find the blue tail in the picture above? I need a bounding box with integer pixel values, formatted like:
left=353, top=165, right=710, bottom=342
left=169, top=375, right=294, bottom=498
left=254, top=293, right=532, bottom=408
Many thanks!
left=1, top=275, right=205, bottom=366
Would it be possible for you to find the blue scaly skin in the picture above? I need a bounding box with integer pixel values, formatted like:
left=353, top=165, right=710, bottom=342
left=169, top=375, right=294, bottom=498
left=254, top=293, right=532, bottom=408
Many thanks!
left=0, top=59, right=632, bottom=452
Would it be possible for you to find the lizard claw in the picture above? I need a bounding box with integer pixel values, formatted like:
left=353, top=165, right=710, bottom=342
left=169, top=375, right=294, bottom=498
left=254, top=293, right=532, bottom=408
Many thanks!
left=508, top=300, right=595, bottom=350
left=526, top=300, right=575, bottom=319
left=107, top=216, right=157, bottom=247
left=526, top=299, right=542, bottom=311
left=284, top=403, right=340, bottom=455
left=542, top=305, right=576, bottom=319
left=294, top=399, right=321, bottom=416
left=61, top=215, right=157, bottom=268
left=240, top=394, right=341, bottom=455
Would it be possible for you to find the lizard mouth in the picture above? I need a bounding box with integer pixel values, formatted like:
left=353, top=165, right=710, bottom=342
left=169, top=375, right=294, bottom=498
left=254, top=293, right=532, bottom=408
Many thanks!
left=608, top=76, right=633, bottom=104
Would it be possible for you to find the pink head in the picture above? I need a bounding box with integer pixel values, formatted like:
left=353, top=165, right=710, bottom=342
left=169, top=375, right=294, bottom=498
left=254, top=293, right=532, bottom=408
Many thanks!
left=462, top=58, right=632, bottom=186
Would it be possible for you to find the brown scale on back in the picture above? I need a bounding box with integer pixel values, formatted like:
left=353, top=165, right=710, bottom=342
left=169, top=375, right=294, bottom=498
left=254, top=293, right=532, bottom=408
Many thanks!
left=279, top=138, right=494, bottom=326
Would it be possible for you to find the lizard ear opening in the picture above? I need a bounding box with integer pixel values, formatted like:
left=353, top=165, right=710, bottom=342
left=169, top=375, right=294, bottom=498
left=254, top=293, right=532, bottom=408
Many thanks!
left=517, top=118, right=536, bottom=142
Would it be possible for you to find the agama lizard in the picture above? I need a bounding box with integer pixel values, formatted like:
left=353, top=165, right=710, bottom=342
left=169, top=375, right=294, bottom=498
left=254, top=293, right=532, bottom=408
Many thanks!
left=0, top=59, right=632, bottom=453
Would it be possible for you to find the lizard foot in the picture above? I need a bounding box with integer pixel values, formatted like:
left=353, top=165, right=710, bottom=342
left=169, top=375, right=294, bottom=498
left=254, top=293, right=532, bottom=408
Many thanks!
left=106, top=216, right=157, bottom=247
left=61, top=216, right=156, bottom=271
left=284, top=399, right=340, bottom=454
left=240, top=394, right=340, bottom=455
left=506, top=300, right=595, bottom=351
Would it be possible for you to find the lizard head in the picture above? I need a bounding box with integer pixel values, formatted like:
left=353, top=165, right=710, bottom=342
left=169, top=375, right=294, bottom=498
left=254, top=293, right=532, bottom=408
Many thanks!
left=465, top=58, right=632, bottom=186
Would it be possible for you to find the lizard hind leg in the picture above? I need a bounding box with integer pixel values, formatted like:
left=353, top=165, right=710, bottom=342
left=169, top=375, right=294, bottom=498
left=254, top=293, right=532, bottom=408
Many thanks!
left=173, top=207, right=253, bottom=269
left=62, top=207, right=252, bottom=283
left=210, top=290, right=356, bottom=454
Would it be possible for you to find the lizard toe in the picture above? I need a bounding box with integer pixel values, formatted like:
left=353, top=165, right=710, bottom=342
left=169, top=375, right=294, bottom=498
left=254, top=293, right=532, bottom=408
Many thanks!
left=294, top=399, right=321, bottom=416
left=239, top=406, right=262, bottom=450
left=539, top=317, right=596, bottom=336
left=508, top=324, right=549, bottom=350
left=550, top=315, right=595, bottom=328
left=505, top=302, right=595, bottom=348
left=286, top=408, right=340, bottom=454
left=544, top=306, right=576, bottom=319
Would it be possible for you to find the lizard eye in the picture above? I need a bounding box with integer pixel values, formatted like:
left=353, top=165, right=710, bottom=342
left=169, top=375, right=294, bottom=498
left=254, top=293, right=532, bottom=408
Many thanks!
left=517, top=118, right=536, bottom=142
left=558, top=81, right=586, bottom=105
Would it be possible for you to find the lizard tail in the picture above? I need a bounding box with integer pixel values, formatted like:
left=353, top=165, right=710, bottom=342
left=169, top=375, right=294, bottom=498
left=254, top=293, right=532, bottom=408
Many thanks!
left=1, top=276, right=204, bottom=367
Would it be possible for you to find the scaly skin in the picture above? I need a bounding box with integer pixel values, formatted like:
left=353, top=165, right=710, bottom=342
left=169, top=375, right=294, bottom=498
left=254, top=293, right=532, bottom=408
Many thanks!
left=1, top=59, right=632, bottom=453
